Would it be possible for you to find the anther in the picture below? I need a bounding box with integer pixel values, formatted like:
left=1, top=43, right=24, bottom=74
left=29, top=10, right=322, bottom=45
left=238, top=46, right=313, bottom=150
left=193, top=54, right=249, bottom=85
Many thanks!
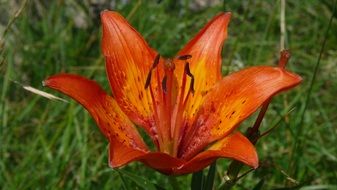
left=144, top=71, right=152, bottom=89
left=184, top=62, right=195, bottom=94
left=145, top=54, right=161, bottom=89
left=162, top=75, right=168, bottom=93
left=177, top=54, right=192, bottom=60
left=152, top=54, right=161, bottom=69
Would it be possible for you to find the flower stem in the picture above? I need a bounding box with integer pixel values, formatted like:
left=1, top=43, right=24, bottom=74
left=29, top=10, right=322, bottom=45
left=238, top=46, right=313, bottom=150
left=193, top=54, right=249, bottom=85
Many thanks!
left=248, top=98, right=271, bottom=143
left=204, top=161, right=217, bottom=190
left=219, top=99, right=271, bottom=189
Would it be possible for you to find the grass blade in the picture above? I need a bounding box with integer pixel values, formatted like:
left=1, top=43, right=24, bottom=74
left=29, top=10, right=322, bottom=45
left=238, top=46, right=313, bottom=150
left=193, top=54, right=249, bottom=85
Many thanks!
left=118, top=169, right=157, bottom=190
left=289, top=0, right=337, bottom=177
left=191, top=170, right=204, bottom=190
left=204, top=162, right=217, bottom=190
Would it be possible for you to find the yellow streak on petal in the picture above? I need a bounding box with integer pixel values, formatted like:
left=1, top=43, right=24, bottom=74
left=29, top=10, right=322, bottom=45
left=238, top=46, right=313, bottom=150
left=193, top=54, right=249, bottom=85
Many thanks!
left=123, top=60, right=153, bottom=117
left=210, top=98, right=245, bottom=137
left=208, top=136, right=229, bottom=150
left=184, top=59, right=217, bottom=120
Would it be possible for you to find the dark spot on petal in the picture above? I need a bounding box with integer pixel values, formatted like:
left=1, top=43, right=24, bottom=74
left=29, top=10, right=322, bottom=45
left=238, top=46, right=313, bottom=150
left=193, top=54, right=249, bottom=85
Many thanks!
left=210, top=102, right=216, bottom=113
left=201, top=90, right=208, bottom=96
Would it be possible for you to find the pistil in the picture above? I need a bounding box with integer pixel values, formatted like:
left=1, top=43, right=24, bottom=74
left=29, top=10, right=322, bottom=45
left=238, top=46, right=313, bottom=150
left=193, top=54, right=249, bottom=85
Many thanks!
left=172, top=59, right=194, bottom=157
left=160, top=59, right=176, bottom=153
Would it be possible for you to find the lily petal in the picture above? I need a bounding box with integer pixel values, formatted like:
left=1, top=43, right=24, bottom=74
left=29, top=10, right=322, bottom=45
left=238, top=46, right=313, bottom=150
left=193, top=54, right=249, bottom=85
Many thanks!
left=176, top=132, right=258, bottom=175
left=180, top=66, right=302, bottom=159
left=109, top=135, right=148, bottom=167
left=44, top=74, right=148, bottom=151
left=109, top=136, right=184, bottom=174
left=176, top=12, right=231, bottom=122
left=111, top=132, right=257, bottom=175
left=101, top=11, right=158, bottom=139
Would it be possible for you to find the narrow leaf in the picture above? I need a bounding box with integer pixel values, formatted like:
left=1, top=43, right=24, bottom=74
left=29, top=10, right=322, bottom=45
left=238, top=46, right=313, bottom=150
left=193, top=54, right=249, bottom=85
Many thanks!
left=191, top=170, right=204, bottom=190
left=204, top=161, right=217, bottom=190
left=252, top=179, right=265, bottom=190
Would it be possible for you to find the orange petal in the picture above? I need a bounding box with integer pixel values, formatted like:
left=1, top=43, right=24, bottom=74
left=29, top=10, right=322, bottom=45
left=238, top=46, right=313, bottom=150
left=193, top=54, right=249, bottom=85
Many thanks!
left=175, top=12, right=232, bottom=133
left=44, top=74, right=148, bottom=151
left=111, top=132, right=256, bottom=175
left=110, top=132, right=256, bottom=176
left=101, top=11, right=158, bottom=138
left=109, top=136, right=184, bottom=175
left=138, top=153, right=184, bottom=175
left=180, top=66, right=302, bottom=159
left=175, top=132, right=258, bottom=175
left=108, top=135, right=148, bottom=167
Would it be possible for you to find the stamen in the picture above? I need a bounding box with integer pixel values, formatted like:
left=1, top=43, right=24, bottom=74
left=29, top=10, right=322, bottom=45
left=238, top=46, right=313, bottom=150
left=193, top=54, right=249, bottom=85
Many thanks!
left=144, top=72, right=152, bottom=89
left=184, top=62, right=195, bottom=94
left=144, top=54, right=198, bottom=155
left=144, top=54, right=161, bottom=89
left=162, top=75, right=168, bottom=94
left=171, top=61, right=195, bottom=156
left=177, top=54, right=192, bottom=60
left=149, top=84, right=165, bottom=150
left=145, top=54, right=167, bottom=151
left=152, top=54, right=161, bottom=69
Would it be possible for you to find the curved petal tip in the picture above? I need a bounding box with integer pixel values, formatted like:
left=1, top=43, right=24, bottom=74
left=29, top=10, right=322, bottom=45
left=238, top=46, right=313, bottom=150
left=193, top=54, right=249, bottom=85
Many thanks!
left=250, top=150, right=259, bottom=169
left=100, top=11, right=131, bottom=56
left=219, top=11, right=232, bottom=19
left=100, top=10, right=119, bottom=19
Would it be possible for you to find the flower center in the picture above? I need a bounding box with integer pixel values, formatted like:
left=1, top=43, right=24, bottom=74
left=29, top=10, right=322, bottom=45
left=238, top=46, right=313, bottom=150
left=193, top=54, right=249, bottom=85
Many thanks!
left=145, top=54, right=194, bottom=156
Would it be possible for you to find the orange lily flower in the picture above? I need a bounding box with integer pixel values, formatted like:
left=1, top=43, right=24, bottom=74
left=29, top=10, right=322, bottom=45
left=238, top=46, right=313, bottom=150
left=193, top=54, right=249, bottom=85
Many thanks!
left=44, top=11, right=302, bottom=175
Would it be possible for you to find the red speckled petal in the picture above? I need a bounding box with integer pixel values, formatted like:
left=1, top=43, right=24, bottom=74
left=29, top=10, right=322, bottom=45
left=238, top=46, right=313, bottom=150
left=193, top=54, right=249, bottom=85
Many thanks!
left=44, top=74, right=148, bottom=151
left=175, top=132, right=258, bottom=175
left=180, top=66, right=302, bottom=159
left=108, top=135, right=148, bottom=167
left=101, top=11, right=159, bottom=140
left=109, top=136, right=184, bottom=175
left=110, top=132, right=257, bottom=175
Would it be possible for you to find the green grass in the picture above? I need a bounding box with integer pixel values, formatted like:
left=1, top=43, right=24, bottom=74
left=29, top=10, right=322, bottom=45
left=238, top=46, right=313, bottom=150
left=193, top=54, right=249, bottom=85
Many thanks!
left=1, top=0, right=336, bottom=189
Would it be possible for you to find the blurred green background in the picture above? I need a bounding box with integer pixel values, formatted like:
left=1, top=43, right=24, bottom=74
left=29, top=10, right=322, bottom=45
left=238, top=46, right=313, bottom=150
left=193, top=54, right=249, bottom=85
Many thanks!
left=1, top=0, right=336, bottom=189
